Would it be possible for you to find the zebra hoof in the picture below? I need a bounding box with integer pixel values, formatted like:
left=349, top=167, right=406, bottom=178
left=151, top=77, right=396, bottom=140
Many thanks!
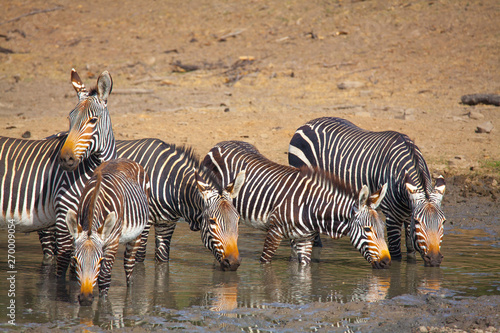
left=42, top=254, right=55, bottom=265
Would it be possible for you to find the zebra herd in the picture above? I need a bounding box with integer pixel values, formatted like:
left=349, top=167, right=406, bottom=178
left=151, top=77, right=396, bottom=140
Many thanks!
left=0, top=70, right=446, bottom=305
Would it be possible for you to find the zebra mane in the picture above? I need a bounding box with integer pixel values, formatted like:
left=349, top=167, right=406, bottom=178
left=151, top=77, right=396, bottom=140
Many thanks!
left=88, top=86, right=98, bottom=96
left=402, top=135, right=432, bottom=198
left=172, top=144, right=224, bottom=193
left=299, top=166, right=356, bottom=198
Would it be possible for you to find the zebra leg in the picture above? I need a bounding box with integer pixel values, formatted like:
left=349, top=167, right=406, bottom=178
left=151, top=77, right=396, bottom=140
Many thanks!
left=55, top=219, right=75, bottom=277
left=135, top=222, right=152, bottom=263
left=260, top=226, right=284, bottom=263
left=294, top=237, right=315, bottom=265
left=386, top=216, right=403, bottom=261
left=404, top=220, right=417, bottom=262
left=98, top=242, right=119, bottom=296
left=38, top=226, right=56, bottom=263
left=124, top=235, right=142, bottom=285
left=154, top=222, right=177, bottom=262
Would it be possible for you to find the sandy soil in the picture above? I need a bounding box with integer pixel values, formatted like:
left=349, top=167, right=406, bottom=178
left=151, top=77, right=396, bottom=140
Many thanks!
left=1, top=0, right=499, bottom=331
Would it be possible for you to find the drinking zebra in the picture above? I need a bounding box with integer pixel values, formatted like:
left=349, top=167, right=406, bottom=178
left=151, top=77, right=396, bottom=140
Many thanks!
left=65, top=158, right=150, bottom=306
left=202, top=140, right=391, bottom=268
left=40, top=137, right=246, bottom=271
left=0, top=70, right=116, bottom=272
left=288, top=117, right=446, bottom=266
left=116, top=139, right=245, bottom=271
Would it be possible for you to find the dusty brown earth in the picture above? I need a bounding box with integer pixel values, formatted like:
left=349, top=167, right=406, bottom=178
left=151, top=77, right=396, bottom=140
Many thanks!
left=1, top=0, right=499, bottom=332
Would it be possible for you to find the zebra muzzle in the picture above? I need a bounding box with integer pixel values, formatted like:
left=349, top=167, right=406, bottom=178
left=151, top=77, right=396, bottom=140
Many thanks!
left=423, top=251, right=443, bottom=267
left=78, top=278, right=96, bottom=306
left=60, top=148, right=79, bottom=171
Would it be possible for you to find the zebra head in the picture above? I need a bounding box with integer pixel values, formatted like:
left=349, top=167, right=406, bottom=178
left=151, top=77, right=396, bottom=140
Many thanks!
left=405, top=173, right=446, bottom=267
left=350, top=184, right=391, bottom=269
left=66, top=209, right=117, bottom=306
left=195, top=170, right=245, bottom=271
left=60, top=69, right=115, bottom=171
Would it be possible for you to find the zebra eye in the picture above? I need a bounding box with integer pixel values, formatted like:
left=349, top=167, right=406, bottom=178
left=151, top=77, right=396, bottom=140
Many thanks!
left=88, top=117, right=98, bottom=124
left=363, top=227, right=372, bottom=233
left=209, top=218, right=217, bottom=225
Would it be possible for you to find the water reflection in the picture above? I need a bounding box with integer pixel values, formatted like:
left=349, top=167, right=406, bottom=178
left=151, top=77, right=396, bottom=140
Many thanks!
left=0, top=224, right=499, bottom=330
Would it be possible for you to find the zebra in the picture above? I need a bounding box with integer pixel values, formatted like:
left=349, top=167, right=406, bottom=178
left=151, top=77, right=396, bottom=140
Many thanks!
left=115, top=139, right=245, bottom=271
left=65, top=158, right=150, bottom=306
left=0, top=69, right=116, bottom=273
left=202, top=140, right=391, bottom=268
left=288, top=117, right=446, bottom=267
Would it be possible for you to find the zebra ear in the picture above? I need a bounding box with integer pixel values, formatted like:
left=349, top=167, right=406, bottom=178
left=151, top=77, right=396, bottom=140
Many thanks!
left=71, top=68, right=86, bottom=97
left=404, top=172, right=419, bottom=194
left=226, top=170, right=246, bottom=199
left=98, top=212, right=116, bottom=242
left=434, top=176, right=446, bottom=195
left=97, top=71, right=113, bottom=104
left=194, top=170, right=210, bottom=194
left=358, top=185, right=370, bottom=209
left=433, top=175, right=446, bottom=203
left=65, top=209, right=82, bottom=239
left=370, top=183, right=387, bottom=209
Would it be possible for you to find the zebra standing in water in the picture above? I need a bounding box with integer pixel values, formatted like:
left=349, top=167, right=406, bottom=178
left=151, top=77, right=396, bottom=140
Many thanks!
left=116, top=139, right=245, bottom=271
left=0, top=70, right=116, bottom=271
left=288, top=117, right=446, bottom=266
left=202, top=140, right=391, bottom=268
left=66, top=158, right=150, bottom=306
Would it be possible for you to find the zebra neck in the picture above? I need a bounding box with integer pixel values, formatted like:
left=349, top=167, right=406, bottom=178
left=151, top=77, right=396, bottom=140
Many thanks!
left=96, top=135, right=117, bottom=163
left=168, top=172, right=204, bottom=227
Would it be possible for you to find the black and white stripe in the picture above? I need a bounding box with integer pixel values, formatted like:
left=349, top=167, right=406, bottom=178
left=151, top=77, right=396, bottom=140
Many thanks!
left=202, top=140, right=391, bottom=268
left=116, top=138, right=245, bottom=271
left=66, top=158, right=150, bottom=306
left=288, top=117, right=446, bottom=266
left=0, top=70, right=116, bottom=273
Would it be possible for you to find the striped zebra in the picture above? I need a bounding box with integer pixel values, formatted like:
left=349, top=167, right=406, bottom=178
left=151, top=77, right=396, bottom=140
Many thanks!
left=116, top=139, right=245, bottom=271
left=288, top=117, right=446, bottom=267
left=65, top=158, right=150, bottom=306
left=202, top=140, right=391, bottom=268
left=0, top=70, right=116, bottom=271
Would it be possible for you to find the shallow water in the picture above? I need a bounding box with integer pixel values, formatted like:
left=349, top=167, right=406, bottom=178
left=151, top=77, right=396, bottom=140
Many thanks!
left=0, top=213, right=499, bottom=331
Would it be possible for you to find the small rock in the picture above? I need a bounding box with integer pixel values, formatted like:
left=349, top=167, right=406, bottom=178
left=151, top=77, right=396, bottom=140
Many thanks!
left=452, top=116, right=467, bottom=122
left=405, top=108, right=417, bottom=115
left=337, top=81, right=364, bottom=90
left=359, top=90, right=373, bottom=97
left=492, top=179, right=498, bottom=187
left=418, top=326, right=428, bottom=333
left=403, top=113, right=416, bottom=121
left=469, top=110, right=484, bottom=120
left=21, top=131, right=31, bottom=138
left=476, top=121, right=494, bottom=133
left=354, top=111, right=371, bottom=118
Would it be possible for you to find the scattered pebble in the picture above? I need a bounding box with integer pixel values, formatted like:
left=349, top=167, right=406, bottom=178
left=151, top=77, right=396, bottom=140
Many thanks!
left=418, top=326, right=428, bottom=333
left=469, top=111, right=484, bottom=120
left=337, top=81, right=364, bottom=90
left=21, top=131, right=31, bottom=138
left=476, top=121, right=494, bottom=133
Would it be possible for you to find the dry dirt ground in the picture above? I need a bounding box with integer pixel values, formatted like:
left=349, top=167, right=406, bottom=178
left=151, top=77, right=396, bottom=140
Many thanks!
left=1, top=0, right=499, bottom=332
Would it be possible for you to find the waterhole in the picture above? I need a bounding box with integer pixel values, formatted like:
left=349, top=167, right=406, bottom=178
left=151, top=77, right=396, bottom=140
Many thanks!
left=1, top=206, right=498, bottom=330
